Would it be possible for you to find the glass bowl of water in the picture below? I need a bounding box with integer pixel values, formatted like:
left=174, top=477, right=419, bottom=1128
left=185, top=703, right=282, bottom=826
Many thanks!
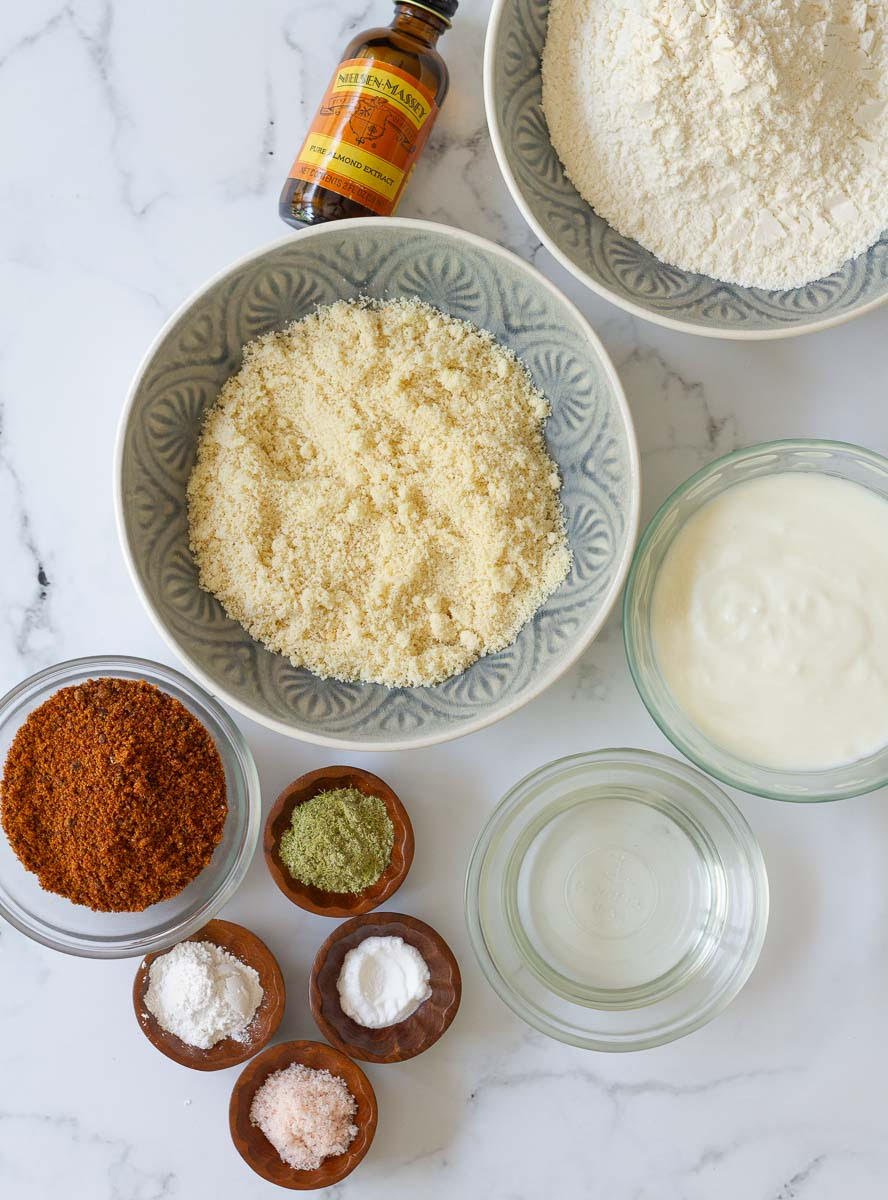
left=465, top=749, right=768, bottom=1051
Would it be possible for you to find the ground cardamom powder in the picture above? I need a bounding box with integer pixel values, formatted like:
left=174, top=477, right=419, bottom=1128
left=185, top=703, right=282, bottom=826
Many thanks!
left=279, top=787, right=394, bottom=893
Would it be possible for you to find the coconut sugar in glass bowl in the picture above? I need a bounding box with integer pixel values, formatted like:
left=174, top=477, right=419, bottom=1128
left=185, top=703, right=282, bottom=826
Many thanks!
left=465, top=750, right=768, bottom=1052
left=0, top=656, right=260, bottom=958
left=624, top=440, right=888, bottom=802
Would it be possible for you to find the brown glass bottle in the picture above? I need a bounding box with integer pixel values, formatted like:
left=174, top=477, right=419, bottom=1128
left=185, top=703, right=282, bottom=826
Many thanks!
left=279, top=1, right=456, bottom=228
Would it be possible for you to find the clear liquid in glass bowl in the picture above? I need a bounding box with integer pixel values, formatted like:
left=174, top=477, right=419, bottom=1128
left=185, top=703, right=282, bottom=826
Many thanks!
left=516, top=791, right=717, bottom=996
left=466, top=749, right=768, bottom=1050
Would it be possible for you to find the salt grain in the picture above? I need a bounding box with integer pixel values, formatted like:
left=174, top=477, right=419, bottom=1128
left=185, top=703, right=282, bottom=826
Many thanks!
left=250, top=1064, right=358, bottom=1171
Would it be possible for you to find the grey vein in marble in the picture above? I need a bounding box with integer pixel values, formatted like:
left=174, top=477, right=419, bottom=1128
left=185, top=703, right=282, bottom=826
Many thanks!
left=0, top=1111, right=175, bottom=1200
left=468, top=1064, right=795, bottom=1115
left=68, top=0, right=164, bottom=220
left=775, top=1154, right=828, bottom=1199
left=0, top=397, right=55, bottom=666
left=0, top=7, right=66, bottom=70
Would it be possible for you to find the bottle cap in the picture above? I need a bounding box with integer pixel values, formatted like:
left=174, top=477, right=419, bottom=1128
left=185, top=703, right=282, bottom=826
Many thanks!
left=400, top=0, right=458, bottom=24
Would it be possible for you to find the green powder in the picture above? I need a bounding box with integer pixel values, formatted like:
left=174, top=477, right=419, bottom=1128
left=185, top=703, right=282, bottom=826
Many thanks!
left=279, top=787, right=395, bottom=893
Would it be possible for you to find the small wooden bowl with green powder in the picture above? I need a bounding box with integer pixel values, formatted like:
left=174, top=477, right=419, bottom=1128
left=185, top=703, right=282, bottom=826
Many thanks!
left=263, top=767, right=414, bottom=917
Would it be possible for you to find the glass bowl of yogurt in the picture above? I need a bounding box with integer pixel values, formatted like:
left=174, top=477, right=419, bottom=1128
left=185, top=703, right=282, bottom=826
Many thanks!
left=624, top=440, right=888, bottom=801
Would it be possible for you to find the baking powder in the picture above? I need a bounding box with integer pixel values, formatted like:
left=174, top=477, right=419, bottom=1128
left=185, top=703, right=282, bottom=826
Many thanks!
left=337, top=935, right=432, bottom=1028
left=144, top=940, right=263, bottom=1050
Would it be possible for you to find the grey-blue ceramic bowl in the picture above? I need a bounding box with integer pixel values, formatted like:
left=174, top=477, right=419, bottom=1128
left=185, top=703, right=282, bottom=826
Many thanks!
left=484, top=0, right=888, bottom=339
left=115, top=219, right=640, bottom=750
left=0, top=656, right=260, bottom=958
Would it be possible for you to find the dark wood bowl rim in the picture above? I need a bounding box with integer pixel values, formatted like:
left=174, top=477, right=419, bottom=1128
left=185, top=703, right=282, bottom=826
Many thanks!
left=228, top=1038, right=378, bottom=1189
left=263, top=766, right=414, bottom=917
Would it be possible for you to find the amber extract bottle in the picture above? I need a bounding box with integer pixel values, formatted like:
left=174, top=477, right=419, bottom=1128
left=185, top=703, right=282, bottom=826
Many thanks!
left=279, top=1, right=456, bottom=228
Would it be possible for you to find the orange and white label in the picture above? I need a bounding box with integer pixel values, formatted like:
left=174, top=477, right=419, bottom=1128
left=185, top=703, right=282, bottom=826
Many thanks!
left=288, top=57, right=438, bottom=216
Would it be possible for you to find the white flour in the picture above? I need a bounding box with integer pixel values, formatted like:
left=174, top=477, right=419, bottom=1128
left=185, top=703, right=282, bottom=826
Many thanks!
left=144, top=940, right=263, bottom=1050
left=542, top=0, right=888, bottom=289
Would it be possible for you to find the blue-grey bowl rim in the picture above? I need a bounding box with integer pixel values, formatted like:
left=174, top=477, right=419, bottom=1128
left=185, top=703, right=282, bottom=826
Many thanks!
left=114, top=217, right=641, bottom=750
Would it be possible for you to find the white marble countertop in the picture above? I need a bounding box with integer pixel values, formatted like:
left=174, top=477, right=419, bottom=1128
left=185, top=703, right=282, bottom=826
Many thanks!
left=1, top=2, right=887, bottom=1197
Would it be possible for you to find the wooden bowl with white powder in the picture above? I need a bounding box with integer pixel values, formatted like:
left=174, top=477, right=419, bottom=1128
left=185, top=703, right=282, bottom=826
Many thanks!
left=310, top=912, right=462, bottom=1063
left=229, top=1040, right=378, bottom=1189
left=133, top=919, right=286, bottom=1071
left=116, top=221, right=639, bottom=750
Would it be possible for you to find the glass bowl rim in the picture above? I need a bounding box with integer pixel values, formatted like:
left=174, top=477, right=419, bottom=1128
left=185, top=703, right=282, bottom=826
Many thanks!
left=464, top=748, right=769, bottom=1051
left=113, top=217, right=641, bottom=753
left=0, top=654, right=261, bottom=958
left=623, top=438, right=888, bottom=802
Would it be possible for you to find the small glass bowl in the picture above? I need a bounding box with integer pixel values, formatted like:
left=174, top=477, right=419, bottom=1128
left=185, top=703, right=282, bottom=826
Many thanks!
left=624, top=439, right=888, bottom=802
left=0, top=656, right=260, bottom=958
left=465, top=750, right=768, bottom=1052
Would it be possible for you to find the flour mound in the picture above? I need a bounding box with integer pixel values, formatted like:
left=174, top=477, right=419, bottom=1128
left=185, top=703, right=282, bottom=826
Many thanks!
left=542, top=0, right=888, bottom=290
left=144, top=941, right=263, bottom=1050
left=187, top=298, right=571, bottom=689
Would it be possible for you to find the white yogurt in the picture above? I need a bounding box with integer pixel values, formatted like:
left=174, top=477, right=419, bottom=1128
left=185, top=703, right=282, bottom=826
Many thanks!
left=651, top=472, right=888, bottom=770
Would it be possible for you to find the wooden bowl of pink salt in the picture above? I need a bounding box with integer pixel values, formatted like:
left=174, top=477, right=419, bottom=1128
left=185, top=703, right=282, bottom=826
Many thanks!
left=229, top=1039, right=378, bottom=1189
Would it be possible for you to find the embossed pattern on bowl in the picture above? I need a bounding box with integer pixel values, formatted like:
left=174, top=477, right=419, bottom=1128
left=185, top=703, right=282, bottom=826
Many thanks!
left=116, top=219, right=639, bottom=749
left=485, top=0, right=888, bottom=338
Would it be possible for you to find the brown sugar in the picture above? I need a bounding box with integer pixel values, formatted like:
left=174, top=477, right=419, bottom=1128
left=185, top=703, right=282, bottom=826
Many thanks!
left=0, top=677, right=227, bottom=912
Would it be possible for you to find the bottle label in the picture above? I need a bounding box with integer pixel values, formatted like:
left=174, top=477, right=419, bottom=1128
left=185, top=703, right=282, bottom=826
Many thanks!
left=288, top=57, right=438, bottom=215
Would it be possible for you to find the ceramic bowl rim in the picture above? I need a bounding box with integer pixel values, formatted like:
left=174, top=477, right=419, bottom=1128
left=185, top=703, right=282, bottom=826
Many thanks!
left=0, top=654, right=261, bottom=958
left=483, top=0, right=888, bottom=342
left=113, top=216, right=641, bottom=751
left=623, top=438, right=888, bottom=801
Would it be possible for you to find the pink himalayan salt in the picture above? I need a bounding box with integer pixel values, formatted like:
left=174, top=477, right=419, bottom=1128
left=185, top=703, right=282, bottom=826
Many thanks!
left=250, top=1064, right=358, bottom=1171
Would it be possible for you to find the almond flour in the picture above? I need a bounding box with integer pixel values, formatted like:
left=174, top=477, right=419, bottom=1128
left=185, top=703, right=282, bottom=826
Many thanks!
left=187, top=299, right=571, bottom=688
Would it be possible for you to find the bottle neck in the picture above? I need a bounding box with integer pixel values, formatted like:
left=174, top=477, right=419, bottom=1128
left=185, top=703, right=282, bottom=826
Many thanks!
left=392, top=3, right=448, bottom=44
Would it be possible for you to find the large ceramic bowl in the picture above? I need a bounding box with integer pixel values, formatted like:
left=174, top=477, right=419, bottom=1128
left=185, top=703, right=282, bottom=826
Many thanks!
left=465, top=750, right=768, bottom=1051
left=115, top=219, right=639, bottom=750
left=0, top=656, right=260, bottom=958
left=484, top=0, right=888, bottom=339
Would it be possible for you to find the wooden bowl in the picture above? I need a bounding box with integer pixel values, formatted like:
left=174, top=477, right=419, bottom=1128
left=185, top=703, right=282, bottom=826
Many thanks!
left=310, top=912, right=461, bottom=1063
left=229, top=1039, right=378, bottom=1189
left=133, top=919, right=286, bottom=1071
left=264, top=766, right=414, bottom=917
